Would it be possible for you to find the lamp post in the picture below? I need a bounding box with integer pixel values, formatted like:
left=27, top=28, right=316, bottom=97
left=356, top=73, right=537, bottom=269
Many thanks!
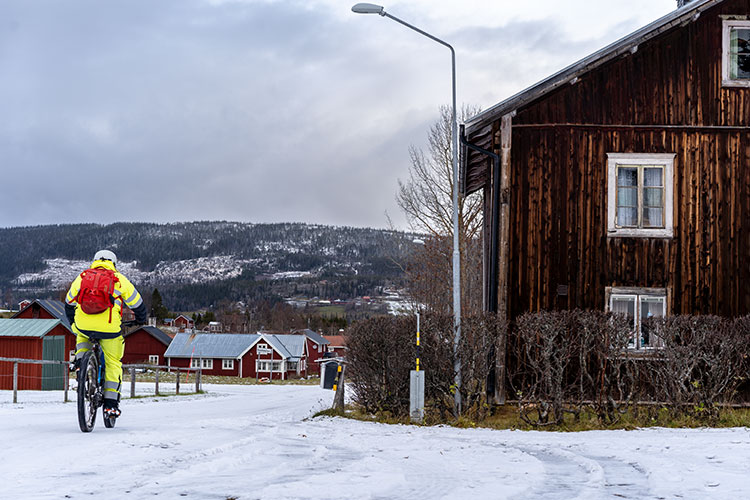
left=352, top=3, right=462, bottom=414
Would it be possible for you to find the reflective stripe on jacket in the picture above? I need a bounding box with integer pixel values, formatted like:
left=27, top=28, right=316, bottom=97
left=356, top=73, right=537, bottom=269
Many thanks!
left=65, top=259, right=143, bottom=334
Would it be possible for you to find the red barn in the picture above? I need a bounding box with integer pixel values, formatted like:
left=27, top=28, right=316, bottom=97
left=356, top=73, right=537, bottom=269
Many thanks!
left=0, top=319, right=76, bottom=390
left=123, top=326, right=174, bottom=366
left=13, top=299, right=73, bottom=333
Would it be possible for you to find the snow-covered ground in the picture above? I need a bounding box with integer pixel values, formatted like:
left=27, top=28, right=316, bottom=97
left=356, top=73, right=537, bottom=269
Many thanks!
left=1, top=384, right=748, bottom=500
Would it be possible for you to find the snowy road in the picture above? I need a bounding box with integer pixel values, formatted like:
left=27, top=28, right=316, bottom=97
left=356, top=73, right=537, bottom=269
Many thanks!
left=1, top=384, right=749, bottom=500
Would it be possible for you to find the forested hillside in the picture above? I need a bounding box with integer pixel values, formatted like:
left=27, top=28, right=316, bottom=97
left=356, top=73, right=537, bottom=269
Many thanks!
left=0, top=222, right=418, bottom=310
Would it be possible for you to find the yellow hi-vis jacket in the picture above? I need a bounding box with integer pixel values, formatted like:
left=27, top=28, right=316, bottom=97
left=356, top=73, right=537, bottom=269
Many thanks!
left=65, top=259, right=144, bottom=334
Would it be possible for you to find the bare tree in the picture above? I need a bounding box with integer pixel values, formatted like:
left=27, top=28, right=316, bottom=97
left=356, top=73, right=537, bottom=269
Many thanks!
left=397, top=104, right=484, bottom=314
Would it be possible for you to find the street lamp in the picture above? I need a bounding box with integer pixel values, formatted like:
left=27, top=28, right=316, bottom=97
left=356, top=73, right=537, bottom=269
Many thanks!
left=352, top=3, right=462, bottom=414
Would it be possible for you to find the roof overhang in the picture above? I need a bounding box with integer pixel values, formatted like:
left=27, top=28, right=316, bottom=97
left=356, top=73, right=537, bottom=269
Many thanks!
left=464, top=0, right=723, bottom=136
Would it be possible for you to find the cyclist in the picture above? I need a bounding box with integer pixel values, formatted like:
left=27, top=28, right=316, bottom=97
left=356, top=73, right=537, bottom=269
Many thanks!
left=65, top=250, right=147, bottom=419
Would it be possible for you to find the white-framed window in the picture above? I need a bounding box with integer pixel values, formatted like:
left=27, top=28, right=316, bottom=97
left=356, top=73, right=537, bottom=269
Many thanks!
left=607, top=287, right=667, bottom=350
left=722, top=19, right=750, bottom=86
left=222, top=359, right=234, bottom=370
left=256, top=360, right=283, bottom=372
left=607, top=153, right=675, bottom=238
left=148, top=355, right=159, bottom=365
left=191, top=358, right=213, bottom=369
left=257, top=343, right=272, bottom=355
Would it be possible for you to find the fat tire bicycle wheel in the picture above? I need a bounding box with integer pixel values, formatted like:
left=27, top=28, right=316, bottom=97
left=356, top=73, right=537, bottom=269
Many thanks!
left=77, top=352, right=98, bottom=432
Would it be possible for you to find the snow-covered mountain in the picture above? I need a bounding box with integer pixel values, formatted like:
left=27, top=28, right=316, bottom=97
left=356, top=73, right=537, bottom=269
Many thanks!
left=1, top=222, right=419, bottom=307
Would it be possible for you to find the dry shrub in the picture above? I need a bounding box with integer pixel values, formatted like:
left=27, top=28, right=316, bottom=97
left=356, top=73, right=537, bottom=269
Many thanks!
left=347, top=313, right=506, bottom=419
left=508, top=310, right=633, bottom=425
left=647, top=315, right=750, bottom=419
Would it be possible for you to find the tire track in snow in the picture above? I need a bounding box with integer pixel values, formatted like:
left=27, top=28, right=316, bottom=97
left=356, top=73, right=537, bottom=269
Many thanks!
left=508, top=446, right=652, bottom=500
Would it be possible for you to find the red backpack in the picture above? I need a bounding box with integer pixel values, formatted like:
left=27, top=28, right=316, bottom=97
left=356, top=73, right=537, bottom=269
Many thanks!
left=76, top=268, right=120, bottom=322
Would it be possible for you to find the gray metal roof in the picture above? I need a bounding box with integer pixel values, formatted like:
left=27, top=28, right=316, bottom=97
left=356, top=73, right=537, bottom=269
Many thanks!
left=267, top=334, right=306, bottom=360
left=164, top=332, right=260, bottom=359
left=465, top=0, right=723, bottom=134
left=298, top=329, right=329, bottom=346
left=125, top=326, right=173, bottom=347
left=14, top=299, right=72, bottom=331
left=0, top=319, right=62, bottom=338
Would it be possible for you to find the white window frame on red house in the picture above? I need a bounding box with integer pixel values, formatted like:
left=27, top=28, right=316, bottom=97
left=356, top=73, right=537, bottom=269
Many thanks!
left=257, top=343, right=272, bottom=355
left=256, top=360, right=283, bottom=372
left=222, top=359, right=234, bottom=370
left=722, top=18, right=750, bottom=87
left=148, top=355, right=159, bottom=365
left=606, top=287, right=668, bottom=350
left=191, top=358, right=213, bottom=370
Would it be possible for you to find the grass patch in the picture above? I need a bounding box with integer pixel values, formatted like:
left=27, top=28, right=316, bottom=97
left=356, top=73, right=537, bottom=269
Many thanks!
left=127, top=390, right=206, bottom=400
left=326, top=404, right=750, bottom=431
left=315, top=305, right=346, bottom=318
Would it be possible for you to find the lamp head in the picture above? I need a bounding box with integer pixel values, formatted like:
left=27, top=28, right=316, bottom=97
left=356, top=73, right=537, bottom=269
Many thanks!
left=351, top=3, right=385, bottom=15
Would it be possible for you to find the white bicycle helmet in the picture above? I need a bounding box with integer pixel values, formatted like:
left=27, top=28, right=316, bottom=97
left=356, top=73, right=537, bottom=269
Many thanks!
left=93, top=249, right=118, bottom=266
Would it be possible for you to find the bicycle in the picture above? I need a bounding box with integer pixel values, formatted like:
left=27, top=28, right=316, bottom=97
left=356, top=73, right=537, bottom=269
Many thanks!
left=76, top=321, right=137, bottom=432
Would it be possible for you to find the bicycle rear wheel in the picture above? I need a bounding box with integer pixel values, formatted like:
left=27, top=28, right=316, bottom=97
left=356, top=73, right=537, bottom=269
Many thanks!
left=77, top=352, right=98, bottom=432
left=103, top=405, right=117, bottom=428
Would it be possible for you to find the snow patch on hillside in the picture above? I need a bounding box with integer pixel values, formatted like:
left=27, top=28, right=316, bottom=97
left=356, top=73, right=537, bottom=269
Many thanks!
left=14, top=256, right=260, bottom=288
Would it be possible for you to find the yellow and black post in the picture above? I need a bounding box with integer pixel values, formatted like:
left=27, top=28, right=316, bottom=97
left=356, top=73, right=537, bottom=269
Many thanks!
left=333, top=362, right=346, bottom=412
left=410, top=311, right=425, bottom=423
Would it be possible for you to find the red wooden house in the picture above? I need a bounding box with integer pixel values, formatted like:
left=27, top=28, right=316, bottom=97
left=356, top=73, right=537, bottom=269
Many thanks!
left=164, top=332, right=310, bottom=379
left=296, top=329, right=330, bottom=366
left=172, top=314, right=195, bottom=332
left=165, top=333, right=260, bottom=378
left=323, top=335, right=347, bottom=358
left=123, top=326, right=174, bottom=366
left=0, top=319, right=76, bottom=390
left=254, top=333, right=308, bottom=380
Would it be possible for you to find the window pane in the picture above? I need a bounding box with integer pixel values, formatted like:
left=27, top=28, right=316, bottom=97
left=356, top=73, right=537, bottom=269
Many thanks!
left=641, top=297, right=665, bottom=347
left=617, top=207, right=638, bottom=227
left=643, top=167, right=663, bottom=187
left=617, top=167, right=638, bottom=187
left=617, top=187, right=637, bottom=207
left=731, top=28, right=750, bottom=79
left=612, top=296, right=636, bottom=347
left=643, top=187, right=663, bottom=207
left=612, top=296, right=635, bottom=317
left=643, top=207, right=663, bottom=227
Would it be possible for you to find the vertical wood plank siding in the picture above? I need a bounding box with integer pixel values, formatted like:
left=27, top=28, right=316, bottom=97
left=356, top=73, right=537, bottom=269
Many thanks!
left=508, top=128, right=749, bottom=319
left=466, top=0, right=750, bottom=319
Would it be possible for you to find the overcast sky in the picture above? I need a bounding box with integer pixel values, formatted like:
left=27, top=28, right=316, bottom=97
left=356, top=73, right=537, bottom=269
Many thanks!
left=0, top=0, right=679, bottom=230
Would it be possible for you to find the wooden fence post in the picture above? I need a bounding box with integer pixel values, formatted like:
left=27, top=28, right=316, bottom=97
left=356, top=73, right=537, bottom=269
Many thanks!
left=13, top=362, right=18, bottom=404
left=130, top=367, right=136, bottom=398
left=155, top=368, right=160, bottom=396
left=176, top=368, right=180, bottom=395
left=196, top=368, right=201, bottom=393
left=64, top=362, right=69, bottom=403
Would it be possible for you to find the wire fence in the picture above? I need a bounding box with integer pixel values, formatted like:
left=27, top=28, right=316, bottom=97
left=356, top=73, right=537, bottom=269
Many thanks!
left=0, top=357, right=202, bottom=403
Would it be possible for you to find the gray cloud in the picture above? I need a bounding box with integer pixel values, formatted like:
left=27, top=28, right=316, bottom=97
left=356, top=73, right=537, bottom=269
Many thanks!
left=0, top=0, right=676, bottom=229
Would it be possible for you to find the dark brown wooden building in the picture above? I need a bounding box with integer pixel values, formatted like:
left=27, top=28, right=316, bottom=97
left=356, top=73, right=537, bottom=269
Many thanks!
left=462, top=0, right=750, bottom=348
